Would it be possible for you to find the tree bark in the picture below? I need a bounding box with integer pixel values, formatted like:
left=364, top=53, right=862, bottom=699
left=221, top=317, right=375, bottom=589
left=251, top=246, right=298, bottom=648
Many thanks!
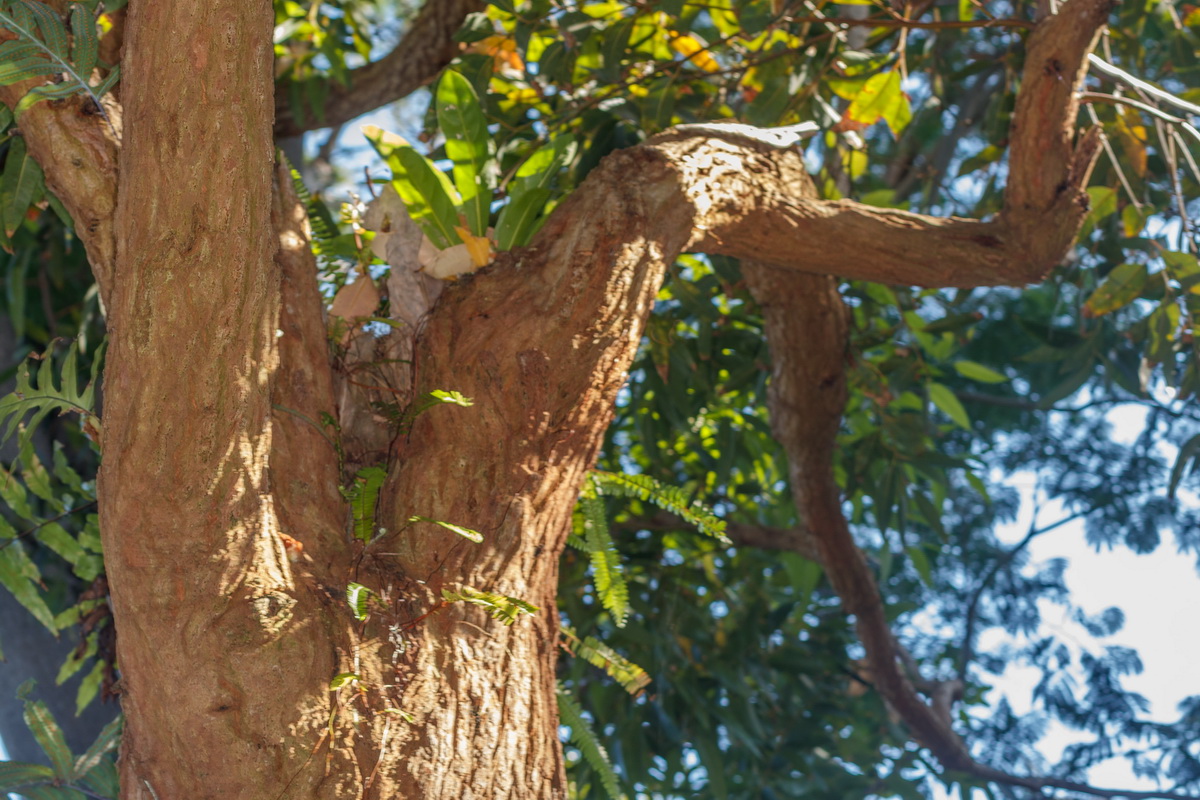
left=0, top=0, right=1114, bottom=797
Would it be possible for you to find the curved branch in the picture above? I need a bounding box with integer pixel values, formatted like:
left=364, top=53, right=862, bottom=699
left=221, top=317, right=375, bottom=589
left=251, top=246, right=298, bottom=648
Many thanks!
left=273, top=0, right=484, bottom=138
left=0, top=86, right=120, bottom=310
left=658, top=0, right=1112, bottom=287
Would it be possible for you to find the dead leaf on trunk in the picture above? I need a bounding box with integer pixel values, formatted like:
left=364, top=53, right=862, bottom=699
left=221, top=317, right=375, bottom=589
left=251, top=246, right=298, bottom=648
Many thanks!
left=330, top=275, right=380, bottom=321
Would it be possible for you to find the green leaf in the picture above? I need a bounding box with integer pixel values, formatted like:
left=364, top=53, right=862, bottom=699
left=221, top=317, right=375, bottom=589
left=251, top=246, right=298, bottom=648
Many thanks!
left=408, top=515, right=483, bottom=543
left=55, top=632, right=96, bottom=685
left=343, top=466, right=386, bottom=543
left=1, top=135, right=45, bottom=237
left=0, top=338, right=105, bottom=456
left=6, top=248, right=30, bottom=339
left=571, top=633, right=649, bottom=695
left=590, top=470, right=728, bottom=542
left=363, top=126, right=461, bottom=249
left=68, top=4, right=98, bottom=78
left=24, top=697, right=74, bottom=779
left=329, top=672, right=361, bottom=690
left=844, top=70, right=911, bottom=135
left=74, top=658, right=105, bottom=716
left=440, top=585, right=537, bottom=624
left=1083, top=263, right=1148, bottom=317
left=928, top=382, right=970, bottom=429
left=345, top=581, right=374, bottom=621
left=495, top=186, right=550, bottom=251
left=952, top=360, right=1008, bottom=384
left=0, top=542, right=56, bottom=633
left=0, top=761, right=55, bottom=791
left=436, top=70, right=492, bottom=237
left=556, top=684, right=624, bottom=799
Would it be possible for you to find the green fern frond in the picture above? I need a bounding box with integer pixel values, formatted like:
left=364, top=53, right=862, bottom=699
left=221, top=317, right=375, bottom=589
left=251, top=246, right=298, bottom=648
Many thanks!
left=441, top=586, right=537, bottom=626
left=562, top=627, right=650, bottom=696
left=340, top=466, right=386, bottom=543
left=0, top=338, right=104, bottom=455
left=0, top=1, right=119, bottom=124
left=556, top=683, right=625, bottom=800
left=284, top=157, right=339, bottom=248
left=591, top=470, right=729, bottom=543
left=577, top=482, right=630, bottom=627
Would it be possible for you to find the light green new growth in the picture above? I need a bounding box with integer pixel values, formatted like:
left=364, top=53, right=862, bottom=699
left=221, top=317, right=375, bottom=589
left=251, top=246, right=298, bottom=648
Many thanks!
left=562, top=625, right=650, bottom=696
left=573, top=478, right=630, bottom=627
left=342, top=466, right=386, bottom=543
left=440, top=586, right=537, bottom=626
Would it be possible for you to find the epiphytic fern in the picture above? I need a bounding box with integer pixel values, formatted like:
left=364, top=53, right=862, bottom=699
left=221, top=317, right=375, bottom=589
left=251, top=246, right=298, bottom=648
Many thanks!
left=0, top=338, right=104, bottom=454
left=556, top=683, right=625, bottom=800
left=591, top=470, right=729, bottom=543
left=440, top=585, right=537, bottom=626
left=570, top=477, right=630, bottom=627
left=561, top=626, right=650, bottom=697
left=0, top=1, right=120, bottom=121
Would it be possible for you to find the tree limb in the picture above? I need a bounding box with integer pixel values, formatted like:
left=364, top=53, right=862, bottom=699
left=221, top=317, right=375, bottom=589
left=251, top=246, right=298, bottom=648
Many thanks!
left=648, top=0, right=1112, bottom=287
left=273, top=0, right=485, bottom=138
left=614, top=510, right=821, bottom=562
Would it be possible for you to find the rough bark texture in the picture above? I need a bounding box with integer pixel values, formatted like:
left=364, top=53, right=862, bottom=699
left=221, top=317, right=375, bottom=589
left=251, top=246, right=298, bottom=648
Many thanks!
left=99, top=3, right=338, bottom=798
left=0, top=0, right=1118, bottom=797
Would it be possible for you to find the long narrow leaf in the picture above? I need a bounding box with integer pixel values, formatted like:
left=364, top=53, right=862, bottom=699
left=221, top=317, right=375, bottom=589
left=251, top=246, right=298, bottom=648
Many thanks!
left=436, top=70, right=492, bottom=237
left=24, top=698, right=73, bottom=780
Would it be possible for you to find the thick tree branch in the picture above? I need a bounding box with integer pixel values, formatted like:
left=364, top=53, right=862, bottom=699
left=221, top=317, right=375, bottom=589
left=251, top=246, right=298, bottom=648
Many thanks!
left=655, top=0, right=1112, bottom=287
left=273, top=0, right=484, bottom=138
left=743, top=262, right=1194, bottom=800
left=0, top=90, right=120, bottom=309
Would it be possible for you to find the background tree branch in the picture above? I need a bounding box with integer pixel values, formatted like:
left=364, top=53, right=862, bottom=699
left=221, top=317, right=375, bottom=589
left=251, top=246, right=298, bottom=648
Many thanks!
left=273, top=0, right=485, bottom=138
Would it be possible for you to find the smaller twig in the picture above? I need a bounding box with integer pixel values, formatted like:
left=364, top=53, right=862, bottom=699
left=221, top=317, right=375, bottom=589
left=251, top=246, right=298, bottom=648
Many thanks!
left=784, top=12, right=1034, bottom=29
left=1083, top=103, right=1142, bottom=212
left=1080, top=91, right=1185, bottom=124
left=1087, top=55, right=1200, bottom=118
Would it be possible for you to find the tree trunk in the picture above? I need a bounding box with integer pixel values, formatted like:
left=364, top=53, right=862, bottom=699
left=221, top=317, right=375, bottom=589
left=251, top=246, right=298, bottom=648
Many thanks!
left=22, top=0, right=1109, bottom=796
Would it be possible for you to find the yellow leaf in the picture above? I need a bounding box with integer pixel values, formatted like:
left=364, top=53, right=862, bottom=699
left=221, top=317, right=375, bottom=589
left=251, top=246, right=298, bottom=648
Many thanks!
left=467, top=35, right=524, bottom=73
left=668, top=32, right=720, bottom=72
left=454, top=225, right=494, bottom=268
left=844, top=70, right=911, bottom=136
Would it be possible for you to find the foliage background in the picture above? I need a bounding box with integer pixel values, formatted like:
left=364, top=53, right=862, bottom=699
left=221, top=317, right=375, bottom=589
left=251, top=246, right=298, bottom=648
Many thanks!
left=0, top=0, right=1198, bottom=798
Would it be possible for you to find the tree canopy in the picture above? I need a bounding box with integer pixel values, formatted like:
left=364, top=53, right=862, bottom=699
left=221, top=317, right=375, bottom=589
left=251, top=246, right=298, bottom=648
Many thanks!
left=0, top=0, right=1197, bottom=799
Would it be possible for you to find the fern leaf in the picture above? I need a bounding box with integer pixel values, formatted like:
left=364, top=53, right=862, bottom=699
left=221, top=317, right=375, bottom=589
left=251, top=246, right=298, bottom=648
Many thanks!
left=0, top=1, right=119, bottom=125
left=567, top=631, right=650, bottom=696
left=68, top=4, right=96, bottom=77
left=556, top=684, right=625, bottom=800
left=592, top=470, right=729, bottom=543
left=345, top=582, right=374, bottom=621
left=576, top=479, right=630, bottom=626
left=0, top=339, right=104, bottom=455
left=441, top=585, right=538, bottom=626
left=341, top=466, right=385, bottom=543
